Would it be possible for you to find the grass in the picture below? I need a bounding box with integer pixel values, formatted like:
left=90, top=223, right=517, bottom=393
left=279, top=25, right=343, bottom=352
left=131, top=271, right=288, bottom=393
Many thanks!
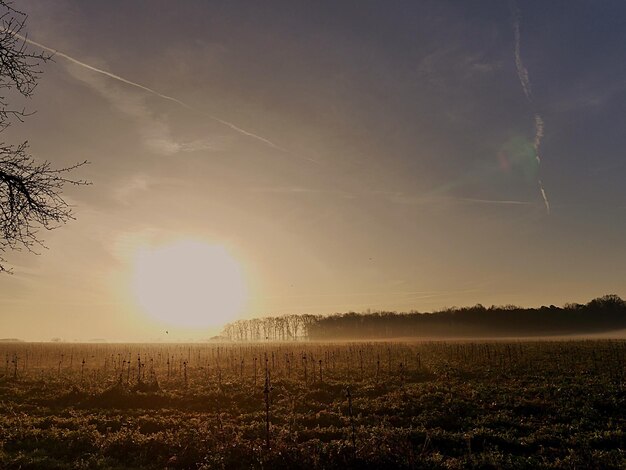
left=0, top=340, right=625, bottom=469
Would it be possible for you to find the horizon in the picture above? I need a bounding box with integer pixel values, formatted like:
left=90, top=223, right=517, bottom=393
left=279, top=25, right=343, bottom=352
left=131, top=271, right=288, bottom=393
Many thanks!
left=1, top=1, right=625, bottom=342
left=3, top=293, right=624, bottom=343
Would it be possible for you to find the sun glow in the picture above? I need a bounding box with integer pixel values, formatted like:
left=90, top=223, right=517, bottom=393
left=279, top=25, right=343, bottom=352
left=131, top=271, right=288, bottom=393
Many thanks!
left=132, top=240, right=247, bottom=328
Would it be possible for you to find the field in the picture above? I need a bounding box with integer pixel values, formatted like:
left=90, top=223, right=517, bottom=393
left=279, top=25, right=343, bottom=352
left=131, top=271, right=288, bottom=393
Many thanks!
left=0, top=340, right=625, bottom=469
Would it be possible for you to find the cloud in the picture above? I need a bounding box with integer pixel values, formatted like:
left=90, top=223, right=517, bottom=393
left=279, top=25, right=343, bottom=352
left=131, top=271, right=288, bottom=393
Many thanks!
left=248, top=186, right=354, bottom=198
left=65, top=61, right=220, bottom=156
left=112, top=174, right=151, bottom=203
left=551, top=83, right=626, bottom=112
left=417, top=46, right=501, bottom=89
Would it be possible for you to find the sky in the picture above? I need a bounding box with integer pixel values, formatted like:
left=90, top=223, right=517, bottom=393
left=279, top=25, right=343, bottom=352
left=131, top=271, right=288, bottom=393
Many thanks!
left=1, top=0, right=625, bottom=341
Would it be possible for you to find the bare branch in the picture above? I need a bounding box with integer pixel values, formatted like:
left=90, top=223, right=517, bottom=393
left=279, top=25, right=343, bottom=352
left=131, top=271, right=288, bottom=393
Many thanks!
left=0, top=1, right=88, bottom=272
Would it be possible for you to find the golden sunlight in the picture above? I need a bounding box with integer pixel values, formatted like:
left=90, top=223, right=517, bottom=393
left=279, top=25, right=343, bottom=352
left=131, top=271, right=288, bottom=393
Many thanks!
left=131, top=240, right=247, bottom=328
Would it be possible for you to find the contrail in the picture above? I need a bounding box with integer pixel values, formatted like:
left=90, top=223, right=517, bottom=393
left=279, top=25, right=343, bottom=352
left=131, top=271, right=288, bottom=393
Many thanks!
left=511, top=6, right=532, bottom=101
left=509, top=1, right=551, bottom=214
left=539, top=180, right=550, bottom=214
left=13, top=32, right=289, bottom=152
left=533, top=114, right=544, bottom=163
left=455, top=197, right=533, bottom=206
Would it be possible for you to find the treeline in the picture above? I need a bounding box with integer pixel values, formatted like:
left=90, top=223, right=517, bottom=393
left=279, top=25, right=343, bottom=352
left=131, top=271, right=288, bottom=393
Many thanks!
left=221, top=294, right=626, bottom=341
left=220, top=314, right=321, bottom=341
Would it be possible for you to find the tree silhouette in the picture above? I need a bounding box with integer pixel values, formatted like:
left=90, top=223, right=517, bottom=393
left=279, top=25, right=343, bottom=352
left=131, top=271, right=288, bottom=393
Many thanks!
left=221, top=295, right=626, bottom=341
left=0, top=1, right=88, bottom=272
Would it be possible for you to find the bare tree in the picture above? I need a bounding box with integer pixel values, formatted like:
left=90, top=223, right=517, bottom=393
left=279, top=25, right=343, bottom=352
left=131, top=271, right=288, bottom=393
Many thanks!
left=0, top=1, right=87, bottom=272
left=287, top=314, right=301, bottom=340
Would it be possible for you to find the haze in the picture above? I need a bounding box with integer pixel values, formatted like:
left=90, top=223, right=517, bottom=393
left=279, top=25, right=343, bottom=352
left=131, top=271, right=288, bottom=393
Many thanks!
left=1, top=0, right=625, bottom=341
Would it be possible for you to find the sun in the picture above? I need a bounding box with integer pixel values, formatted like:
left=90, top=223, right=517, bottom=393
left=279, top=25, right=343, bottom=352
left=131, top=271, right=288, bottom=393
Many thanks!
left=131, top=240, right=247, bottom=328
